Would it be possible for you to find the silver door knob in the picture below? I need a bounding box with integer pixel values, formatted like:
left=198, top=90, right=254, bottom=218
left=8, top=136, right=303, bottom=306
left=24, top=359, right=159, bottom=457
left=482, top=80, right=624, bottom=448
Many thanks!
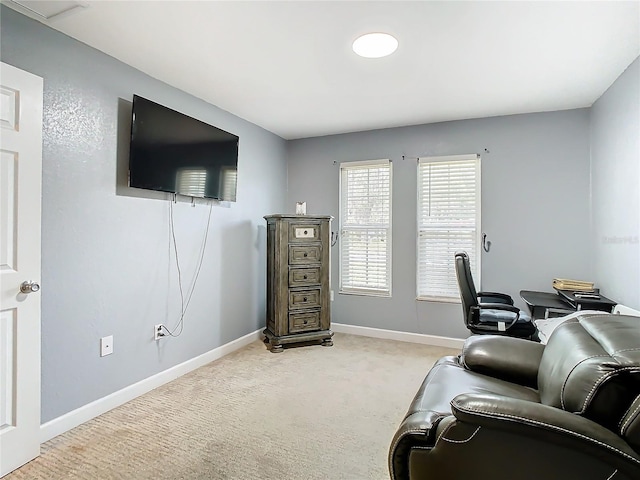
left=20, top=281, right=40, bottom=294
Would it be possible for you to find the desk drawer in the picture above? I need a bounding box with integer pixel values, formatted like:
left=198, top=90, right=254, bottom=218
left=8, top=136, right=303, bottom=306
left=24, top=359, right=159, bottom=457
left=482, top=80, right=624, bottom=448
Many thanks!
left=289, top=288, right=321, bottom=309
left=289, top=245, right=321, bottom=265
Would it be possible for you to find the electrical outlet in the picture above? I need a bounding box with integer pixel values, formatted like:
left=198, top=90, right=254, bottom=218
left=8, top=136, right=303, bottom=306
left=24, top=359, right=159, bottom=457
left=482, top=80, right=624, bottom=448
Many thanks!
left=154, top=324, right=166, bottom=341
left=100, top=335, right=113, bottom=357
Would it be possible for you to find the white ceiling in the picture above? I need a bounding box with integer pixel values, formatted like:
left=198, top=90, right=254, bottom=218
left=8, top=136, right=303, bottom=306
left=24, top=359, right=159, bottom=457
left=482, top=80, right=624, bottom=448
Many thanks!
left=6, top=0, right=640, bottom=140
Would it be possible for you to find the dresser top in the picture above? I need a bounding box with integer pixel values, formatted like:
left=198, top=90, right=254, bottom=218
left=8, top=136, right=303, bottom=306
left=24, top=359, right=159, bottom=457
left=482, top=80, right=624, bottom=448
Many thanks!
left=264, top=214, right=333, bottom=220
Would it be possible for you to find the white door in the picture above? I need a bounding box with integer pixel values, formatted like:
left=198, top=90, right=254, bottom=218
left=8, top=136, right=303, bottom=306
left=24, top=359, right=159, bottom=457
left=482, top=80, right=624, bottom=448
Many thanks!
left=0, top=62, right=43, bottom=477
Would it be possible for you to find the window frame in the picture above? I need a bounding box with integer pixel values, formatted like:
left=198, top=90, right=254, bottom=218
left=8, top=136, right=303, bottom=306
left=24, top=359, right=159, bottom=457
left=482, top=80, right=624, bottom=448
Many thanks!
left=416, top=154, right=481, bottom=303
left=339, top=158, right=393, bottom=297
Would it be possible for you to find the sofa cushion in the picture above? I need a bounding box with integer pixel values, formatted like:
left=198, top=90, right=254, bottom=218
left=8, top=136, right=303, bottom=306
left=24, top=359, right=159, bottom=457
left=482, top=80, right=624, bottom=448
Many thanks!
left=538, top=314, right=640, bottom=430
left=407, top=355, right=540, bottom=419
left=390, top=354, right=540, bottom=480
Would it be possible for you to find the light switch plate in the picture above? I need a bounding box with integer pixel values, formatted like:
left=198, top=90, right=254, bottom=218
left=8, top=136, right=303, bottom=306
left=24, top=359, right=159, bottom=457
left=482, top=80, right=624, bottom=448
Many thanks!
left=100, top=335, right=113, bottom=356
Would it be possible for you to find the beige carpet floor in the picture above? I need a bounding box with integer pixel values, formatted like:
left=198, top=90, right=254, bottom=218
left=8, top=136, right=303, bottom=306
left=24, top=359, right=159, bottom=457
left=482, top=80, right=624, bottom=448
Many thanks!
left=8, top=333, right=458, bottom=480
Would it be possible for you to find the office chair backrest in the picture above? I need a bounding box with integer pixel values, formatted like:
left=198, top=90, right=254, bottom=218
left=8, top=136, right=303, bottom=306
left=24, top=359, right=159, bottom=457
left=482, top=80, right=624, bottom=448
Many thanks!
left=454, top=251, right=478, bottom=327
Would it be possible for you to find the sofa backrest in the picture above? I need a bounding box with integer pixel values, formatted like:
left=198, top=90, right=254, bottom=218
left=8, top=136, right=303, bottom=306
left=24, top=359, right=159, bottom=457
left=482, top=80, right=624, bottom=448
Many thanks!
left=538, top=314, right=640, bottom=445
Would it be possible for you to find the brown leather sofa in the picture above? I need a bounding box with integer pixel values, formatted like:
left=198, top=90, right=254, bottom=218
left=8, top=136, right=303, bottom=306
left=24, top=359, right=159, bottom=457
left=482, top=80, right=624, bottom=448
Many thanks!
left=389, top=313, right=640, bottom=479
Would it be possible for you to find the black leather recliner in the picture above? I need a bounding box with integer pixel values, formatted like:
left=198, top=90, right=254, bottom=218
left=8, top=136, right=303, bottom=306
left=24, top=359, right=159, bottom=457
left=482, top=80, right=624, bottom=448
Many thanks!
left=454, top=251, right=537, bottom=339
left=389, top=313, right=640, bottom=479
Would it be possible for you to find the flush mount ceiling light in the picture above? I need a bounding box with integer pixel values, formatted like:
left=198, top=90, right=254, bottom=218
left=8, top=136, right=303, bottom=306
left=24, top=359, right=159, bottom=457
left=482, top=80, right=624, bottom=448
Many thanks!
left=352, top=33, right=398, bottom=58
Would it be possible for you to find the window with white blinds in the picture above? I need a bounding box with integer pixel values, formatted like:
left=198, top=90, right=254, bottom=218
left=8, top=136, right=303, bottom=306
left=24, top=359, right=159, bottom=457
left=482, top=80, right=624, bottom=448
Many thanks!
left=417, top=154, right=480, bottom=301
left=339, top=159, right=392, bottom=296
left=176, top=168, right=207, bottom=197
left=219, top=167, right=237, bottom=201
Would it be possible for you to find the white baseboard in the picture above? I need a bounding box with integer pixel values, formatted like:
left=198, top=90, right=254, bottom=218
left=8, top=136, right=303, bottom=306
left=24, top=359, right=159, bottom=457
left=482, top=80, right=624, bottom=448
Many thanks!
left=40, top=328, right=262, bottom=443
left=332, top=323, right=466, bottom=349
left=41, top=325, right=462, bottom=443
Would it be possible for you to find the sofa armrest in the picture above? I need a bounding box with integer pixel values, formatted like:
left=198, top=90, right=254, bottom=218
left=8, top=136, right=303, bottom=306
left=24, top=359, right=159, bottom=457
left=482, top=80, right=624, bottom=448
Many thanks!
left=460, top=335, right=544, bottom=388
left=450, top=393, right=640, bottom=469
left=389, top=409, right=451, bottom=480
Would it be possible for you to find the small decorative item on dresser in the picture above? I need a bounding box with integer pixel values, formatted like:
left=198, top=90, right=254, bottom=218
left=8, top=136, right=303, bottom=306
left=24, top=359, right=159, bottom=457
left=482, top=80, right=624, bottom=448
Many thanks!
left=263, top=214, right=333, bottom=353
left=295, top=202, right=307, bottom=215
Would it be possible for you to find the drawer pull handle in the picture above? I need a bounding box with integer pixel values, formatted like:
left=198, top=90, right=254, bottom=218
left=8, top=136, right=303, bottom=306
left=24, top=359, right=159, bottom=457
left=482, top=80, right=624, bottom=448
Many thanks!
left=304, top=230, right=308, bottom=234
left=303, top=297, right=308, bottom=302
left=303, top=253, right=308, bottom=257
left=303, top=320, right=308, bottom=325
left=303, top=275, right=308, bottom=279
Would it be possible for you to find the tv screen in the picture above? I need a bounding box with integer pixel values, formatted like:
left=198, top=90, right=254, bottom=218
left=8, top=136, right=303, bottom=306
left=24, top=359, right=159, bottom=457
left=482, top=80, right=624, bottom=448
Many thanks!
left=129, top=95, right=239, bottom=201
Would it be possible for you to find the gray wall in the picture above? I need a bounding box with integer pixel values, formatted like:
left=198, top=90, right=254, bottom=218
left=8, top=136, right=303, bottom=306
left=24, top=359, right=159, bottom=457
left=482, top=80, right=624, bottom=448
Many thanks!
left=288, top=110, right=592, bottom=338
left=590, top=57, right=640, bottom=310
left=1, top=6, right=288, bottom=422
left=4, top=4, right=631, bottom=425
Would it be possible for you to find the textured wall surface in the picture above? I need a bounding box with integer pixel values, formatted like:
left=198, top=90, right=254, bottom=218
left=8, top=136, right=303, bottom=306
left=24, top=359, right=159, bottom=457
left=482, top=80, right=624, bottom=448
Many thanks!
left=287, top=110, right=592, bottom=338
left=590, top=57, right=640, bottom=309
left=1, top=6, right=287, bottom=422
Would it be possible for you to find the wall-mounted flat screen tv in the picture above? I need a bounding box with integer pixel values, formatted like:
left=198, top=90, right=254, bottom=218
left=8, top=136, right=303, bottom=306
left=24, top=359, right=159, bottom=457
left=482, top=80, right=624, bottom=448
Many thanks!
left=129, top=95, right=239, bottom=201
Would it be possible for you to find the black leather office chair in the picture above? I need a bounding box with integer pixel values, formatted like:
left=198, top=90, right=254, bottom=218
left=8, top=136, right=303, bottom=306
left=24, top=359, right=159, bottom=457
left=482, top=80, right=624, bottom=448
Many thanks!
left=454, top=251, right=537, bottom=340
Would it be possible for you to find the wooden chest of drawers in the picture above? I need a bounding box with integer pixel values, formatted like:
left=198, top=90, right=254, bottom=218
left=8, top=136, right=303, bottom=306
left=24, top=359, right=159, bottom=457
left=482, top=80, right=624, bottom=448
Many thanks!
left=264, top=214, right=333, bottom=353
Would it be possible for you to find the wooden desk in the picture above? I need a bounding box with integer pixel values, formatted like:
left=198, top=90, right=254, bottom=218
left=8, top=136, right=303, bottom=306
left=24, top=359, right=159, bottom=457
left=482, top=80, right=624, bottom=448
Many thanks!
left=556, top=289, right=617, bottom=312
left=520, top=290, right=574, bottom=319
left=520, top=290, right=616, bottom=320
